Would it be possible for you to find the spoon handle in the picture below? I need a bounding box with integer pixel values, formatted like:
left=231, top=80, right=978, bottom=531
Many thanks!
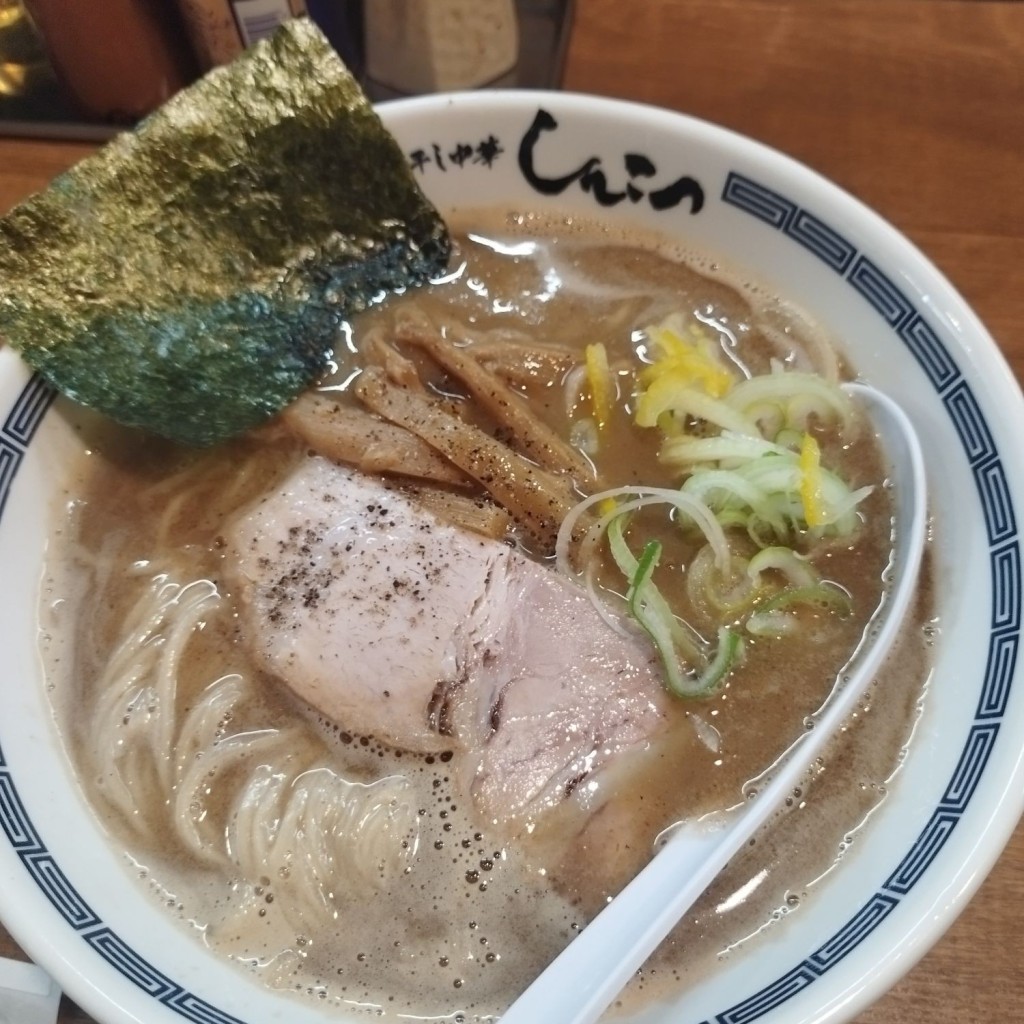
left=501, top=716, right=853, bottom=1024
left=498, top=812, right=756, bottom=1023
left=500, top=384, right=926, bottom=1024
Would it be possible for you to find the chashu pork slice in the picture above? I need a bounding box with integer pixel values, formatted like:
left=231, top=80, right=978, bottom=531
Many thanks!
left=227, top=456, right=671, bottom=822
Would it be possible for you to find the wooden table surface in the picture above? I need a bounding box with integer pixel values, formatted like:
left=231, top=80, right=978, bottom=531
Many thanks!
left=1, top=2, right=1022, bottom=1022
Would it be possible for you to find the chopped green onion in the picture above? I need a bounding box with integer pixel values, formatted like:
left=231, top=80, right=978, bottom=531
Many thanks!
left=635, top=380, right=760, bottom=435
left=724, top=370, right=856, bottom=437
left=755, top=581, right=853, bottom=616
left=747, top=546, right=819, bottom=588
left=686, top=627, right=743, bottom=697
left=686, top=543, right=761, bottom=616
left=628, top=538, right=661, bottom=602
left=555, top=324, right=875, bottom=702
left=745, top=609, right=799, bottom=637
left=556, top=485, right=733, bottom=581
left=608, top=516, right=706, bottom=666
left=681, top=453, right=873, bottom=539
left=611, top=519, right=742, bottom=698
left=659, top=432, right=791, bottom=469
left=746, top=581, right=852, bottom=636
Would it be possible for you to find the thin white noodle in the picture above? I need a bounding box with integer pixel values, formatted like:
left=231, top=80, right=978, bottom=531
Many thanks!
left=562, top=363, right=587, bottom=418
left=83, top=565, right=419, bottom=921
left=152, top=580, right=220, bottom=790
left=756, top=300, right=841, bottom=383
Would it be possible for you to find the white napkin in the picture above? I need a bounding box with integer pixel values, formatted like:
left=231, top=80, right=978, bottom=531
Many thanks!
left=0, top=957, right=60, bottom=1024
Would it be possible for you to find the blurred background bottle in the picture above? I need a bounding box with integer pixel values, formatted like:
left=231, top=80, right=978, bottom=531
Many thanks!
left=22, top=0, right=198, bottom=123
left=363, top=0, right=519, bottom=95
left=308, top=0, right=574, bottom=100
left=0, top=0, right=572, bottom=138
left=175, top=0, right=307, bottom=69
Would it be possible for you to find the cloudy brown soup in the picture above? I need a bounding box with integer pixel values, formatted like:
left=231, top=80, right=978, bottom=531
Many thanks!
left=41, top=210, right=933, bottom=1019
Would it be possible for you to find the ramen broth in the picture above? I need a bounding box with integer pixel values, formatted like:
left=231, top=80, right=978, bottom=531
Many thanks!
left=41, top=211, right=932, bottom=1019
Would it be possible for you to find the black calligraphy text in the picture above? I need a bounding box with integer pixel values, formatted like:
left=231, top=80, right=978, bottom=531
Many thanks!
left=517, top=109, right=705, bottom=214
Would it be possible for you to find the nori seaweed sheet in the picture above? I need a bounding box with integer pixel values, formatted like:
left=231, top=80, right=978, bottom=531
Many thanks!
left=0, top=19, right=450, bottom=446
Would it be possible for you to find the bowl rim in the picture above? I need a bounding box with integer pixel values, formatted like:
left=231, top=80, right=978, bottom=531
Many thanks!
left=1, top=88, right=1023, bottom=1024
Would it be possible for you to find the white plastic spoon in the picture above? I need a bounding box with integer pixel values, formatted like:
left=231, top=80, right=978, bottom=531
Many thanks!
left=499, top=382, right=927, bottom=1024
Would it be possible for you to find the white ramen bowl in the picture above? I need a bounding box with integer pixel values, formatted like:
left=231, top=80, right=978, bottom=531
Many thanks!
left=2, top=91, right=1023, bottom=1024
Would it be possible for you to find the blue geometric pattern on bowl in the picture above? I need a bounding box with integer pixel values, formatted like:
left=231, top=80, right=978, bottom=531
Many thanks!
left=0, top=169, right=1018, bottom=1024
left=716, top=170, right=1020, bottom=1023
